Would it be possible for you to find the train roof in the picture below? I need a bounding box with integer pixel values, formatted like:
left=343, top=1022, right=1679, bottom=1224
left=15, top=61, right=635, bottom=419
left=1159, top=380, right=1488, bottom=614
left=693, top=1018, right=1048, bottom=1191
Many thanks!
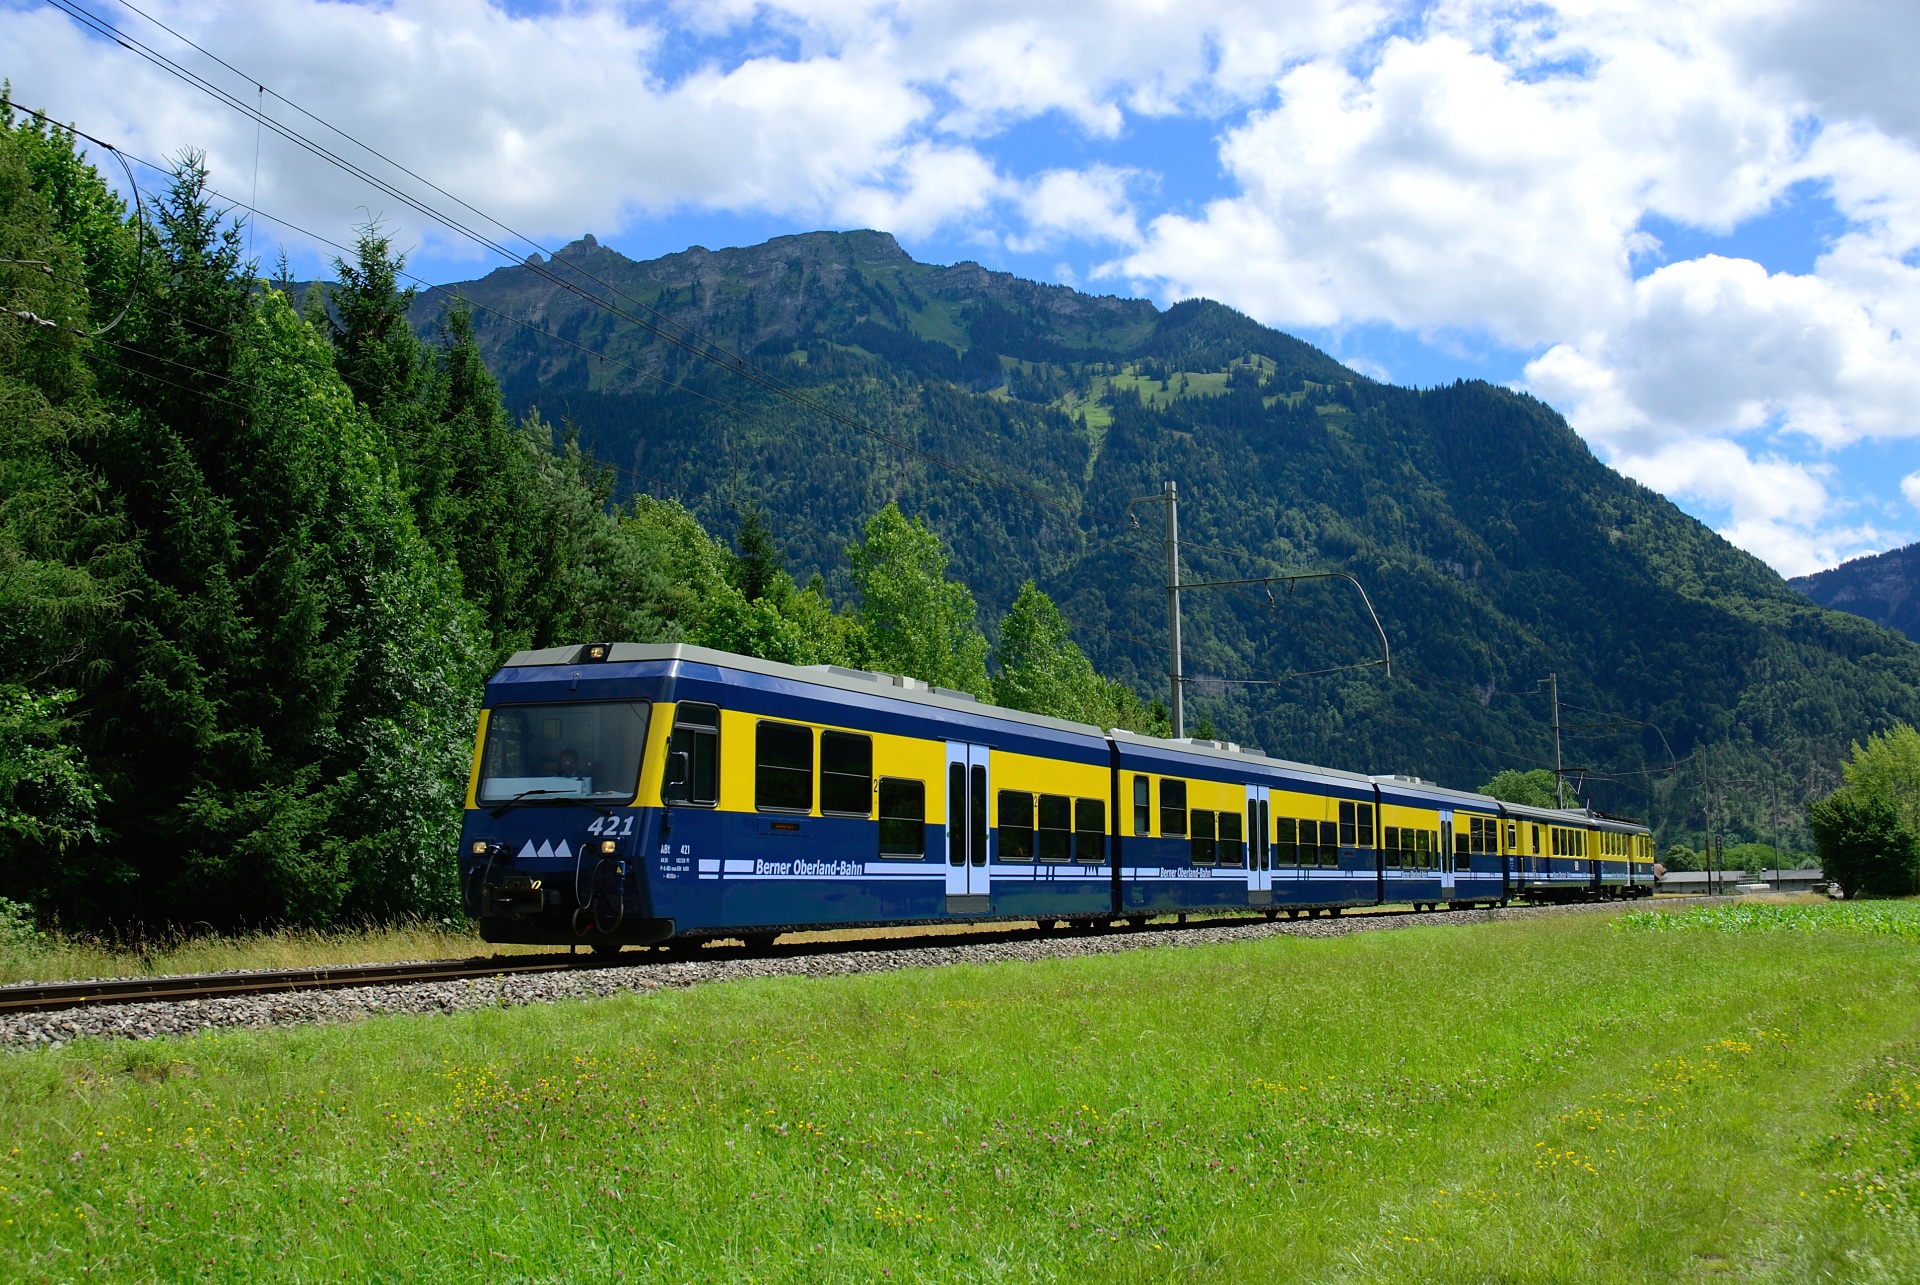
left=1370, top=774, right=1502, bottom=810
left=1497, top=798, right=1649, bottom=832
left=1109, top=727, right=1374, bottom=786
left=498, top=642, right=1112, bottom=740
left=498, top=645, right=1648, bottom=828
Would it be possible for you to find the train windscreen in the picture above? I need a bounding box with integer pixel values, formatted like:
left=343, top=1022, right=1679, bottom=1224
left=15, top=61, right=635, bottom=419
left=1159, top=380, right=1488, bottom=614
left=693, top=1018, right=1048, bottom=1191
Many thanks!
left=477, top=701, right=652, bottom=805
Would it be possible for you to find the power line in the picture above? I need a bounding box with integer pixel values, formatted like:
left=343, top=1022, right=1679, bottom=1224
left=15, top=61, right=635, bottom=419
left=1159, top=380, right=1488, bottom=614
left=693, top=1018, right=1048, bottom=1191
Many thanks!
left=44, top=0, right=1146, bottom=545
left=16, top=39, right=1390, bottom=688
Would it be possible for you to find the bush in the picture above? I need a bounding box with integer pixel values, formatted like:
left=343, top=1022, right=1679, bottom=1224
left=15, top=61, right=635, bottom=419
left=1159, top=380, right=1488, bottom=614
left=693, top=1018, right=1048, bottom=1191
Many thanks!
left=1661, top=843, right=1700, bottom=872
left=0, top=895, right=39, bottom=947
left=1809, top=788, right=1920, bottom=899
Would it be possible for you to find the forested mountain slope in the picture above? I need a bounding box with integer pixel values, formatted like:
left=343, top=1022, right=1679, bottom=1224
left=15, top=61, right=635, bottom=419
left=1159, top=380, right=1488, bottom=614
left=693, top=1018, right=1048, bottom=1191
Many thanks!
left=415, top=231, right=1920, bottom=847
left=1792, top=543, right=1920, bottom=642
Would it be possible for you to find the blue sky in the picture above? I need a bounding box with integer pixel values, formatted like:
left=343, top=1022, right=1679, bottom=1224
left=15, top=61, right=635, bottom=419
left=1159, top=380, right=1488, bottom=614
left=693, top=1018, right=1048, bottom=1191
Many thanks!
left=12, top=0, right=1920, bottom=576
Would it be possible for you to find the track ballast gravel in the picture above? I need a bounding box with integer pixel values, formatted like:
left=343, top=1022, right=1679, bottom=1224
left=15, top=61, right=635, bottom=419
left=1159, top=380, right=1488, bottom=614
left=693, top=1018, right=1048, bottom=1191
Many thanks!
left=1, top=902, right=1616, bottom=1050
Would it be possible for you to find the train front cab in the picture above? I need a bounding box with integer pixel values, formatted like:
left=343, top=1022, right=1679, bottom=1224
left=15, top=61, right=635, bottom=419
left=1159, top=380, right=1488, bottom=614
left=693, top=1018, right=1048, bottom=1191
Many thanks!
left=460, top=643, right=1123, bottom=949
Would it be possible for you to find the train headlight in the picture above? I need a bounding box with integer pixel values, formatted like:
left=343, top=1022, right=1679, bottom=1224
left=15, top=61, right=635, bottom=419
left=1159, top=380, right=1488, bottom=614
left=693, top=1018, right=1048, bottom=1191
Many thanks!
left=470, top=840, right=489, bottom=855
left=599, top=839, right=617, bottom=854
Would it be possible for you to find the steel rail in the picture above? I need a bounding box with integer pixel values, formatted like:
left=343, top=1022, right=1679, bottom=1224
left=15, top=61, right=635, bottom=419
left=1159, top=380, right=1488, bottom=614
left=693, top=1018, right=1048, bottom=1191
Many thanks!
left=0, top=900, right=1629, bottom=1018
left=0, top=954, right=605, bottom=1015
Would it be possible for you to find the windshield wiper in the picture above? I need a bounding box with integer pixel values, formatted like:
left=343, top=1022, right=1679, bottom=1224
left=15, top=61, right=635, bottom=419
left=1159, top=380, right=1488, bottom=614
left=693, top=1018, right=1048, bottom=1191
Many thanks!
left=488, top=788, right=574, bottom=818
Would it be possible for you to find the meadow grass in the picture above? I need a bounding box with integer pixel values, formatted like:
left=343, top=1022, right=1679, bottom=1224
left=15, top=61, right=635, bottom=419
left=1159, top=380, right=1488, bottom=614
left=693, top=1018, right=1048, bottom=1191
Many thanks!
left=0, top=917, right=551, bottom=987
left=1617, top=895, right=1920, bottom=942
left=1, top=911, right=1917, bottom=1282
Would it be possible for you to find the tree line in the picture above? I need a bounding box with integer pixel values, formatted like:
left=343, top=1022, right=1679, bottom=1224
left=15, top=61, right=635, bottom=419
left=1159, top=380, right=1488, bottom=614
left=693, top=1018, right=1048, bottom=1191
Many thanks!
left=0, top=109, right=1162, bottom=930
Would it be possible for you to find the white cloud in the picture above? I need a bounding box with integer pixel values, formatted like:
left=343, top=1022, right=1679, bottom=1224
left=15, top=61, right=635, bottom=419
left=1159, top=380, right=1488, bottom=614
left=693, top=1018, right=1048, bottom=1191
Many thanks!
left=0, top=0, right=1379, bottom=257
left=1606, top=438, right=1887, bottom=578
left=1903, top=472, right=1920, bottom=512
left=1007, top=166, right=1142, bottom=252
left=15, top=0, right=1920, bottom=575
left=1524, top=255, right=1920, bottom=455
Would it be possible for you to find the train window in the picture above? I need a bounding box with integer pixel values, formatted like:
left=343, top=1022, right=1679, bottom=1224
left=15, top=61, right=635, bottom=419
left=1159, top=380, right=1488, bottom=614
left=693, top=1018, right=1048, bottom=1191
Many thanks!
left=1218, top=810, right=1245, bottom=867
left=1320, top=820, right=1339, bottom=865
left=1455, top=829, right=1469, bottom=857
left=999, top=790, right=1034, bottom=860
left=481, top=700, right=654, bottom=806
left=1551, top=828, right=1562, bottom=856
left=1403, top=828, right=1418, bottom=870
left=1276, top=817, right=1298, bottom=866
left=949, top=765, right=965, bottom=865
left=1160, top=779, right=1188, bottom=837
left=1190, top=809, right=1217, bottom=865
left=1356, top=803, right=1375, bottom=848
left=1247, top=802, right=1263, bottom=870
left=1507, top=822, right=1518, bottom=850
left=1469, top=817, right=1484, bottom=855
left=878, top=779, right=925, bottom=858
left=1037, top=794, right=1072, bottom=863
left=1339, top=800, right=1357, bottom=847
left=755, top=721, right=814, bottom=812
left=1531, top=824, right=1541, bottom=855
left=660, top=701, right=717, bottom=806
left=970, top=766, right=988, bottom=867
left=1075, top=798, right=1105, bottom=863
left=1133, top=775, right=1151, bottom=835
left=1384, top=824, right=1399, bottom=852
left=820, top=731, right=873, bottom=816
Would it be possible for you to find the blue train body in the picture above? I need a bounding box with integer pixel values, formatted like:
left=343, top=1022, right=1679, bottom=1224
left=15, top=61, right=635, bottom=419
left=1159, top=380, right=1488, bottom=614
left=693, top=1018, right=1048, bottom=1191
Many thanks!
left=457, top=644, right=1654, bottom=949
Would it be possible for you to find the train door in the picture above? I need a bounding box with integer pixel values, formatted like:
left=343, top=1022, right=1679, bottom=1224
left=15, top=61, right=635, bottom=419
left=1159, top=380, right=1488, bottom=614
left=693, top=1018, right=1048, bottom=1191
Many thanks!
left=1245, top=784, right=1271, bottom=902
left=1439, top=812, right=1456, bottom=900
left=1501, top=819, right=1516, bottom=902
left=945, top=742, right=991, bottom=911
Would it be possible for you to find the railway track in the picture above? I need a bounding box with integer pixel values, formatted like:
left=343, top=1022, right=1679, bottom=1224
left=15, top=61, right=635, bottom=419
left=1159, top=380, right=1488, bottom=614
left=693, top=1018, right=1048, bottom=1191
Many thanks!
left=0, top=899, right=1659, bottom=1019
left=0, top=906, right=1469, bottom=1016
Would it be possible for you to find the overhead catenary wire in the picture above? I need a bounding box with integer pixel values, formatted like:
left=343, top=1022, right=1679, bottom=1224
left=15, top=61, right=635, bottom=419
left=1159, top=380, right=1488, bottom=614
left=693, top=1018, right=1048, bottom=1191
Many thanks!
left=21, top=21, right=1408, bottom=705
left=43, top=0, right=1141, bottom=547
left=48, top=0, right=1385, bottom=603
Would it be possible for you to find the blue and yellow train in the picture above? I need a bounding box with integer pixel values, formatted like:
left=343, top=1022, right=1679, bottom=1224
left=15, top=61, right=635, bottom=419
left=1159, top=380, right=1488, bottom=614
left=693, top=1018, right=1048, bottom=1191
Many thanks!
left=459, top=644, right=1655, bottom=949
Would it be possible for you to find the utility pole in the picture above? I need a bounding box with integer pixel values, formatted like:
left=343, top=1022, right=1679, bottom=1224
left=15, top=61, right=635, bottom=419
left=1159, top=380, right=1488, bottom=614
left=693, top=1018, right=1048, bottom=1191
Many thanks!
left=1165, top=481, right=1183, bottom=739
left=1128, top=481, right=1184, bottom=738
left=1539, top=674, right=1566, bottom=808
left=1127, top=481, right=1394, bottom=742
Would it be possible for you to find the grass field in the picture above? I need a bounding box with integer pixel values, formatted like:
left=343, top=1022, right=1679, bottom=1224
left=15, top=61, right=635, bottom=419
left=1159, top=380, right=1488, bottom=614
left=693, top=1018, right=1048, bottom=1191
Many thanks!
left=2, top=905, right=1917, bottom=1281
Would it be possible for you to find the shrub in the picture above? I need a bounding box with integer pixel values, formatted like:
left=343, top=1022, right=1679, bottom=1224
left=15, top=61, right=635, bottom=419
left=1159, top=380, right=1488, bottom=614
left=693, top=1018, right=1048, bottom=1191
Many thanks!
left=1809, top=787, right=1920, bottom=899
left=1660, top=843, right=1700, bottom=872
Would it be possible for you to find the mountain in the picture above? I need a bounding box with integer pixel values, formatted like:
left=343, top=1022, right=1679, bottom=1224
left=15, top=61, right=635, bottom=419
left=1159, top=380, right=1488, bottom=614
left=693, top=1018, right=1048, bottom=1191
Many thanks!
left=408, top=230, right=1920, bottom=849
left=1791, top=543, right=1920, bottom=642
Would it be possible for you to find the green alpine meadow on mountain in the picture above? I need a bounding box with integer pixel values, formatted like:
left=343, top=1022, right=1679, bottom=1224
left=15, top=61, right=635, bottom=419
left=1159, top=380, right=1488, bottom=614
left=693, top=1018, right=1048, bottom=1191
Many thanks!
left=414, top=229, right=1920, bottom=853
